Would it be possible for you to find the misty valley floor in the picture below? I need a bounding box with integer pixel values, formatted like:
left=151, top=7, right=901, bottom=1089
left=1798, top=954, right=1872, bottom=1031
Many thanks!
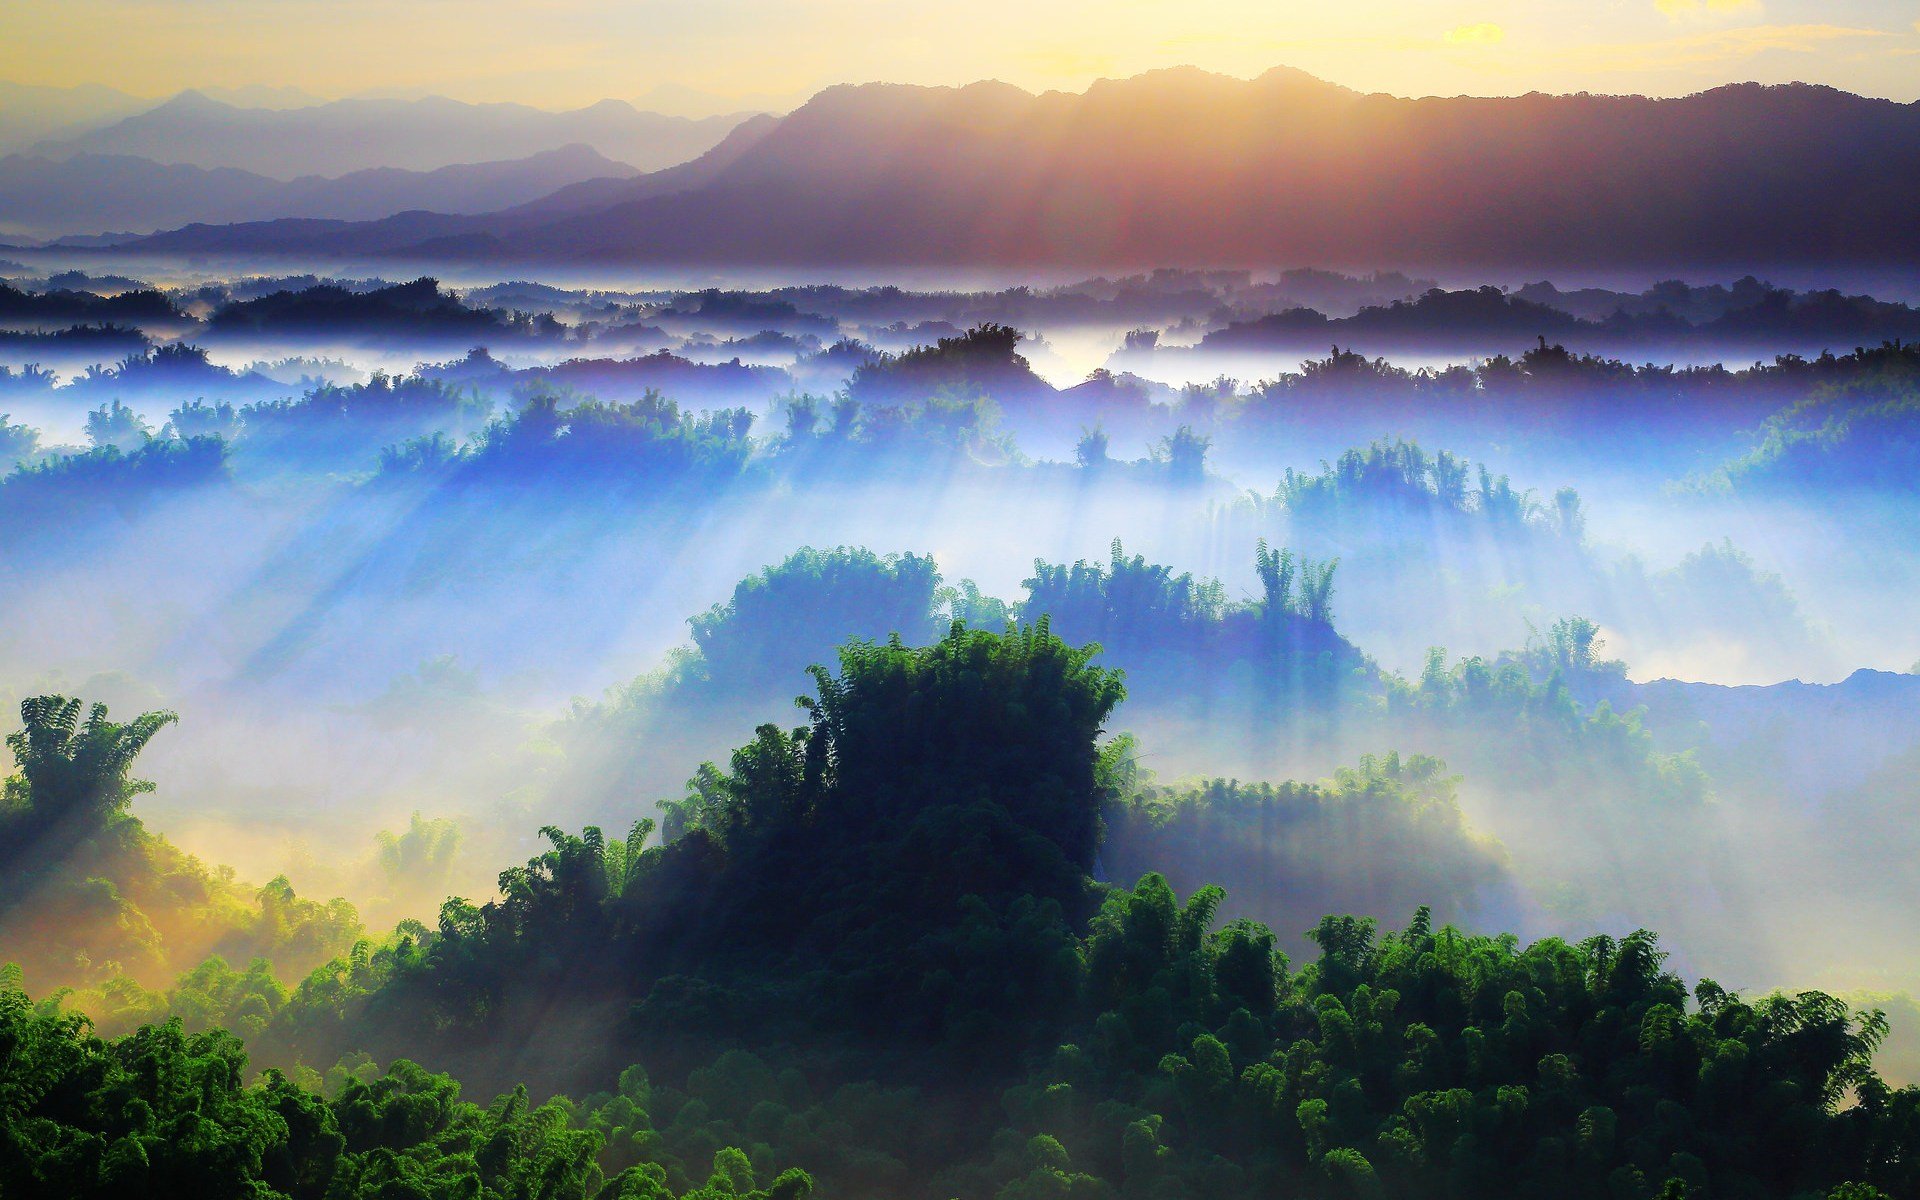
left=0, top=259, right=1917, bottom=1200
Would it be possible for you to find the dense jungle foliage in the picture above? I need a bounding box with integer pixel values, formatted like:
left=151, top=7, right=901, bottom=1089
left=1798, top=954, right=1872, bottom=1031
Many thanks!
left=3, top=625, right=1915, bottom=1200
left=1, top=275, right=1915, bottom=1198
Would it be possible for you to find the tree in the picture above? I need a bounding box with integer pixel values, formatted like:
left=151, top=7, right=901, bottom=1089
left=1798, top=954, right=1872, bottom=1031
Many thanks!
left=0, top=696, right=176, bottom=870
left=1254, top=539, right=1296, bottom=616
left=84, top=399, right=152, bottom=453
left=1299, top=558, right=1339, bottom=625
left=0, top=977, right=809, bottom=1200
left=0, top=413, right=38, bottom=465
left=1075, top=425, right=1110, bottom=469
left=1154, top=425, right=1211, bottom=483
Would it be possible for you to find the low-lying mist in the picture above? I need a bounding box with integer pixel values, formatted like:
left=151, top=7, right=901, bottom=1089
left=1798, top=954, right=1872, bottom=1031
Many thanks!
left=2, top=257, right=1917, bottom=1084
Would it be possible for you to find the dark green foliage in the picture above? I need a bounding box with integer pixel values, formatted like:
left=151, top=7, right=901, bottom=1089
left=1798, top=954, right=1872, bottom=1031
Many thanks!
left=0, top=325, right=150, bottom=355
left=297, top=623, right=1126, bottom=1084
left=239, top=371, right=490, bottom=469
left=1257, top=539, right=1339, bottom=625
left=1227, top=438, right=1564, bottom=548
left=0, top=363, right=58, bottom=395
left=1235, top=336, right=1920, bottom=416
left=1025, top=539, right=1229, bottom=654
left=1015, top=882, right=1919, bottom=1200
left=84, top=399, right=152, bottom=453
left=0, top=435, right=229, bottom=513
left=1510, top=616, right=1626, bottom=687
left=1075, top=425, right=1110, bottom=468
left=581, top=1055, right=912, bottom=1197
left=0, top=982, right=808, bottom=1200
left=573, top=540, right=1358, bottom=808
left=0, top=283, right=182, bottom=325
left=846, top=323, right=1047, bottom=409
left=0, top=698, right=361, bottom=1004
left=554, top=547, right=954, bottom=820
left=1021, top=539, right=1362, bottom=707
left=1713, top=358, right=1920, bottom=493
left=13, top=635, right=1920, bottom=1200
left=443, top=389, right=754, bottom=485
left=1152, top=425, right=1211, bottom=483
left=206, top=277, right=555, bottom=341
left=62, top=343, right=265, bottom=400
left=1104, top=754, right=1506, bottom=942
left=1391, top=639, right=1701, bottom=807
left=686, top=547, right=945, bottom=692
left=168, top=400, right=242, bottom=442
left=1279, top=438, right=1473, bottom=515
left=0, top=696, right=176, bottom=872
left=775, top=385, right=1012, bottom=465
left=0, top=412, right=40, bottom=465
left=378, top=430, right=465, bottom=474
left=576, top=552, right=1708, bottom=978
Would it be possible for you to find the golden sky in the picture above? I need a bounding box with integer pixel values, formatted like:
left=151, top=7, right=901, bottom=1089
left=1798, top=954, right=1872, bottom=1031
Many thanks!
left=6, top=0, right=1919, bottom=110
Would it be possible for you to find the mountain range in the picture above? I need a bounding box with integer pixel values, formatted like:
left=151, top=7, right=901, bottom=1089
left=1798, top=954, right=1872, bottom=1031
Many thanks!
left=31, top=90, right=752, bottom=176
left=97, top=67, right=1920, bottom=270
left=0, top=145, right=638, bottom=240
left=0, top=82, right=151, bottom=156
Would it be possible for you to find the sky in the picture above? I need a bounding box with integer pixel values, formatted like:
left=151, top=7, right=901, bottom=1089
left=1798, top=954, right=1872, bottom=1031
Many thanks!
left=4, top=0, right=1919, bottom=112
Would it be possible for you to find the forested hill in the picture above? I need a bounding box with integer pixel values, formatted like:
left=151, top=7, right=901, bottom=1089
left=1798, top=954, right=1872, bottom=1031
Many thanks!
left=125, top=70, right=1920, bottom=268
left=6, top=626, right=1914, bottom=1199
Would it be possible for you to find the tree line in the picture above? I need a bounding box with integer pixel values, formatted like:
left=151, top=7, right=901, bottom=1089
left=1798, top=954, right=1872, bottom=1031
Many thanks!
left=6, top=621, right=1913, bottom=1197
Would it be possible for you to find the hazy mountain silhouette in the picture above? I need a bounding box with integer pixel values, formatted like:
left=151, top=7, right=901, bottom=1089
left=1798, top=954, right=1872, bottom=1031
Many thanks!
left=506, top=114, right=781, bottom=215
left=633, top=83, right=800, bottom=120
left=0, top=145, right=637, bottom=239
left=123, top=67, right=1920, bottom=269
left=120, top=116, right=786, bottom=257
left=185, top=84, right=325, bottom=109
left=0, top=82, right=150, bottom=155
left=36, top=91, right=751, bottom=176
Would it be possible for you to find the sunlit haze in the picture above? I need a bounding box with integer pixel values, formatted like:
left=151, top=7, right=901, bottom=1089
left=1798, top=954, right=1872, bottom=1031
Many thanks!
left=4, top=3, right=1920, bottom=1197
left=7, top=0, right=1920, bottom=109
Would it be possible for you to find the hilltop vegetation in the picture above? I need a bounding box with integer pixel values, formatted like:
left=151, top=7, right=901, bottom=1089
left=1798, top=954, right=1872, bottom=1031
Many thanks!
left=1707, top=348, right=1920, bottom=494
left=0, top=262, right=1916, bottom=1199
left=4, top=627, right=1917, bottom=1199
left=0, top=697, right=360, bottom=1000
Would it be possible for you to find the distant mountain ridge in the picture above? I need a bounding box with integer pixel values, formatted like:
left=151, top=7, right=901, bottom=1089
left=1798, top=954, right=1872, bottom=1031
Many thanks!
left=122, top=67, right=1920, bottom=270
left=35, top=90, right=752, bottom=176
left=0, top=145, right=638, bottom=240
left=0, top=82, right=150, bottom=155
left=505, top=114, right=783, bottom=216
left=1609, top=668, right=1920, bottom=800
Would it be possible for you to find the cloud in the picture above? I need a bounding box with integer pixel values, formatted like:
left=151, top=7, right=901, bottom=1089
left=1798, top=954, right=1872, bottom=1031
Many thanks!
left=1444, top=23, right=1505, bottom=47
left=1561, top=22, right=1891, bottom=72
left=1655, top=0, right=1762, bottom=16
left=1021, top=46, right=1122, bottom=78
